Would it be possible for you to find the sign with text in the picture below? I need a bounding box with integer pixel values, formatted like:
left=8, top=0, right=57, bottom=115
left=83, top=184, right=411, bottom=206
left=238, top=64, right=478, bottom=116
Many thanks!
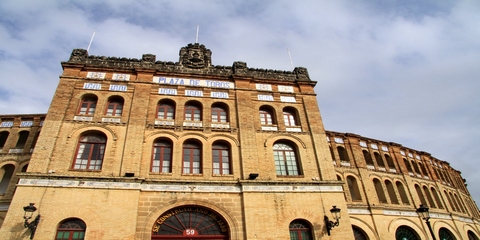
left=153, top=77, right=234, bottom=89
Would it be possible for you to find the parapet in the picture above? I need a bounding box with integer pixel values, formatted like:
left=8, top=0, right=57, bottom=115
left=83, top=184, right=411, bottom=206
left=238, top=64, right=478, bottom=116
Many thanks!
left=63, top=43, right=312, bottom=83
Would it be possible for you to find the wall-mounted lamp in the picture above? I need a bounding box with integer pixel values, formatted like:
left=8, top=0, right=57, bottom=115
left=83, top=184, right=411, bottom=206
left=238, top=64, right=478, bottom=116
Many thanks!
left=416, top=204, right=436, bottom=240
left=325, top=205, right=341, bottom=236
left=23, top=203, right=40, bottom=239
left=248, top=173, right=259, bottom=180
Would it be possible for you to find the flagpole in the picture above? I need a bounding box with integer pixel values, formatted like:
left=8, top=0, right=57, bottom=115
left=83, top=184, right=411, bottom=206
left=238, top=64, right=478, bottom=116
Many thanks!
left=87, top=31, right=96, bottom=52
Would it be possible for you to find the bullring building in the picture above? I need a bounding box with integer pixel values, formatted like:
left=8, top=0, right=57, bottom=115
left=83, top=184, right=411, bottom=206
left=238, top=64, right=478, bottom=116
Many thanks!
left=0, top=43, right=479, bottom=239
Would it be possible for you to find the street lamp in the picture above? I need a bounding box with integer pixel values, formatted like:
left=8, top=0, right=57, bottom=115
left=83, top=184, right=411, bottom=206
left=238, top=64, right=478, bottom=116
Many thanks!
left=416, top=204, right=436, bottom=240
left=23, top=203, right=41, bottom=239
left=325, top=205, right=341, bottom=236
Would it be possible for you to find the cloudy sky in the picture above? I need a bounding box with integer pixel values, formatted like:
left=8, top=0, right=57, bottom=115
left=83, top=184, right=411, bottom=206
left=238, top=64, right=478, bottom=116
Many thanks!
left=1, top=1, right=480, bottom=204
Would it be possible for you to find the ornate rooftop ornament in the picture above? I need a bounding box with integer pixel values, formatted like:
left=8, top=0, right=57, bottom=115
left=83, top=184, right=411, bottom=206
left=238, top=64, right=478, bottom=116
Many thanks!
left=69, top=49, right=88, bottom=62
left=293, top=67, right=310, bottom=81
left=232, top=61, right=248, bottom=75
left=179, top=43, right=212, bottom=69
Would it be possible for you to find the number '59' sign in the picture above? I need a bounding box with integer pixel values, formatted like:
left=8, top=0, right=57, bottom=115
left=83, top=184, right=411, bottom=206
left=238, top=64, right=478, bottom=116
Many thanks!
left=183, top=229, right=198, bottom=236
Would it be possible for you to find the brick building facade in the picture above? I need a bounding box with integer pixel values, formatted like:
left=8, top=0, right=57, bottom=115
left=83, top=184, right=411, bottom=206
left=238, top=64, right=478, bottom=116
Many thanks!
left=0, top=43, right=478, bottom=239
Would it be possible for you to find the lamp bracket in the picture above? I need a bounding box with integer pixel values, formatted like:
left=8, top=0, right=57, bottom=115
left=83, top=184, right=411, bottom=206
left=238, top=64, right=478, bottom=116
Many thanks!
left=24, top=214, right=40, bottom=239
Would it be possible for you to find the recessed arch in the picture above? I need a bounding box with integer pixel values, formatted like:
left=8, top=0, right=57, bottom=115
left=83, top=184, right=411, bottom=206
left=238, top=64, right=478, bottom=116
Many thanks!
left=151, top=205, right=229, bottom=239
left=69, top=125, right=117, bottom=141
left=209, top=134, right=240, bottom=147
left=141, top=200, right=240, bottom=240
left=395, top=225, right=421, bottom=240
left=263, top=134, right=306, bottom=149
left=144, top=131, right=180, bottom=143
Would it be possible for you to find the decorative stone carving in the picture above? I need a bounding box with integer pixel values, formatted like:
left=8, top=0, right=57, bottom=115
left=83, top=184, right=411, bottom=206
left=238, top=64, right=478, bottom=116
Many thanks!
left=179, top=43, right=212, bottom=69
left=142, top=54, right=156, bottom=63
left=233, top=61, right=248, bottom=75
left=293, top=67, right=310, bottom=81
left=69, top=49, right=88, bottom=62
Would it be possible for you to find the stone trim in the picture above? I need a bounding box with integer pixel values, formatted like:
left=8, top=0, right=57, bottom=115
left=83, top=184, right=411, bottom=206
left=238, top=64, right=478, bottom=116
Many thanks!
left=18, top=178, right=342, bottom=193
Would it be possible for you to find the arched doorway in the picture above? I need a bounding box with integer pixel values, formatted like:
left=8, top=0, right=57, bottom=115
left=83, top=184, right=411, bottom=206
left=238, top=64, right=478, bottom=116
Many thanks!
left=439, top=228, right=456, bottom=240
left=152, top=206, right=229, bottom=239
left=353, top=225, right=369, bottom=240
left=395, top=226, right=420, bottom=240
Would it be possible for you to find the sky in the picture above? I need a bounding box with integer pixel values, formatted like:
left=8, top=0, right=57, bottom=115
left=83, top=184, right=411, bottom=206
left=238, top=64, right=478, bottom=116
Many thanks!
left=1, top=1, right=480, bottom=205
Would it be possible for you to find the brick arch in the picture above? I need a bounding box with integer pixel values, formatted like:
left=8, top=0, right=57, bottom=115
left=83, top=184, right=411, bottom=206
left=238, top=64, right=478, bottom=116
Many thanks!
left=387, top=218, right=427, bottom=240
left=350, top=216, right=380, bottom=240
left=144, top=131, right=179, bottom=142
left=263, top=134, right=306, bottom=149
left=432, top=220, right=461, bottom=240
left=140, top=199, right=240, bottom=240
left=208, top=134, right=240, bottom=147
left=68, top=125, right=117, bottom=141
left=179, top=132, right=208, bottom=142
left=42, top=205, right=103, bottom=238
left=462, top=224, right=480, bottom=239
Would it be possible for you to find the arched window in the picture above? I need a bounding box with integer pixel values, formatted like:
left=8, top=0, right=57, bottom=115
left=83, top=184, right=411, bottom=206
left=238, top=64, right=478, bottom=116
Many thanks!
left=450, top=192, right=460, bottom=212
left=337, top=147, right=349, bottom=161
left=412, top=161, right=421, bottom=175
left=183, top=140, right=202, bottom=174
left=423, top=186, right=436, bottom=208
left=273, top=142, right=300, bottom=176
left=283, top=108, right=298, bottom=127
left=184, top=102, right=202, bottom=121
left=353, top=226, right=369, bottom=240
left=439, top=228, right=456, bottom=240
left=15, top=131, right=29, bottom=149
left=396, top=181, right=410, bottom=205
left=289, top=219, right=312, bottom=240
left=431, top=187, right=444, bottom=209
left=385, top=180, right=399, bottom=204
left=0, top=131, right=9, bottom=148
left=385, top=154, right=396, bottom=171
left=435, top=168, right=445, bottom=182
left=468, top=230, right=479, bottom=240
left=212, top=141, right=231, bottom=175
left=77, top=95, right=97, bottom=115
left=373, top=178, right=387, bottom=203
left=211, top=103, right=228, bottom=123
left=445, top=191, right=457, bottom=211
left=395, top=226, right=419, bottom=240
left=157, top=100, right=175, bottom=120
left=55, top=218, right=86, bottom=240
left=259, top=106, right=275, bottom=125
left=374, top=152, right=385, bottom=168
left=415, top=185, right=427, bottom=206
left=454, top=194, right=466, bottom=213
left=347, top=176, right=362, bottom=201
left=404, top=158, right=413, bottom=173
left=363, top=150, right=374, bottom=166
left=0, top=164, right=15, bottom=194
left=105, top=96, right=124, bottom=116
left=72, top=132, right=106, bottom=170
left=151, top=139, right=172, bottom=173
left=419, top=163, right=428, bottom=177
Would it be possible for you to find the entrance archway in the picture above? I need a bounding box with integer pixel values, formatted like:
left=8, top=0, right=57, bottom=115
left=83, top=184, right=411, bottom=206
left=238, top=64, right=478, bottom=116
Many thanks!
left=152, top=206, right=229, bottom=239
